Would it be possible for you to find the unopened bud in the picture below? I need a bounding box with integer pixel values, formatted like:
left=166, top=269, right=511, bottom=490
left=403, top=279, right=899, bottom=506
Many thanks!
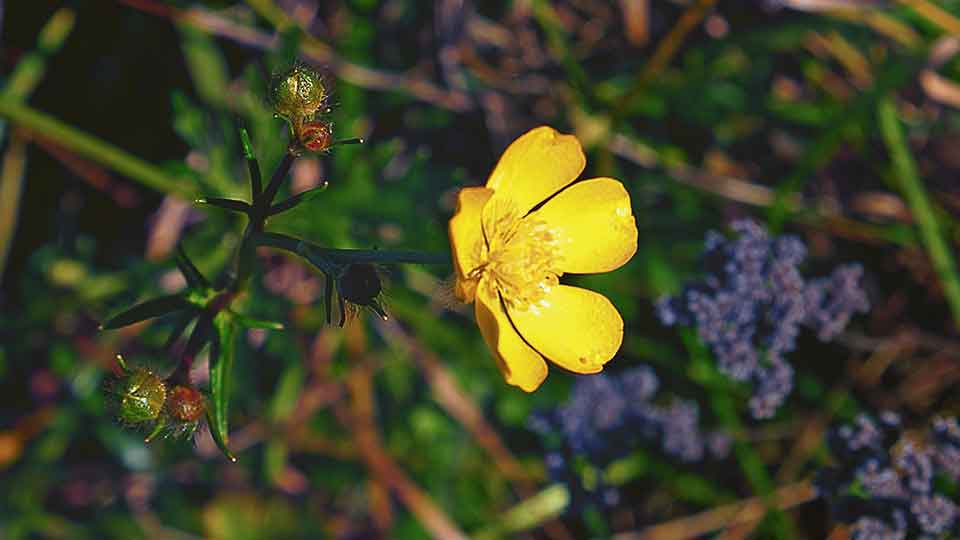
left=339, top=263, right=382, bottom=306
left=118, top=367, right=167, bottom=424
left=167, top=385, right=206, bottom=423
left=301, top=121, right=332, bottom=152
left=269, top=64, right=327, bottom=122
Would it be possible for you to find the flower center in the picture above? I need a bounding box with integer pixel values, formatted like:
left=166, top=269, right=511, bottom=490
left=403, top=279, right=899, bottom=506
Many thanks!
left=470, top=202, right=562, bottom=311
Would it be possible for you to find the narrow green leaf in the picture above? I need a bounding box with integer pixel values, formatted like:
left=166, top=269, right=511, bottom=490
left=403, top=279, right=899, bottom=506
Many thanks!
left=259, top=151, right=296, bottom=207
left=267, top=182, right=329, bottom=216
left=144, top=418, right=166, bottom=444
left=240, top=127, right=262, bottom=198
left=472, top=484, right=570, bottom=540
left=100, top=294, right=191, bottom=330
left=269, top=360, right=304, bottom=421
left=175, top=244, right=210, bottom=290
left=163, top=312, right=196, bottom=351
left=239, top=127, right=255, bottom=160
left=209, top=313, right=238, bottom=462
left=227, top=309, right=284, bottom=330
left=195, top=197, right=252, bottom=214
left=182, top=315, right=213, bottom=361
left=263, top=438, right=288, bottom=486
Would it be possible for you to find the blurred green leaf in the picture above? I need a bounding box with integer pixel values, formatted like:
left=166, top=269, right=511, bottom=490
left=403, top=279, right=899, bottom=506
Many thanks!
left=228, top=310, right=285, bottom=330
left=269, top=359, right=304, bottom=421
left=208, top=313, right=238, bottom=462
left=100, top=294, right=192, bottom=330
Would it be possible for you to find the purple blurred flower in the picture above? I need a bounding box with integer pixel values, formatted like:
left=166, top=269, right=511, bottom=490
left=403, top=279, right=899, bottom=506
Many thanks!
left=895, top=441, right=933, bottom=494
left=657, top=220, right=869, bottom=419
left=932, top=416, right=960, bottom=481
left=531, top=365, right=730, bottom=510
left=552, top=367, right=730, bottom=464
left=856, top=460, right=905, bottom=499
left=817, top=413, right=960, bottom=539
left=850, top=514, right=906, bottom=540
left=911, top=495, right=956, bottom=535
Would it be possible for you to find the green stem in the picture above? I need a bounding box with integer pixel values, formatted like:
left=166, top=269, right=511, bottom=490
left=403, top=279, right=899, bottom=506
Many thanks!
left=0, top=98, right=193, bottom=198
left=256, top=231, right=450, bottom=266
left=239, top=128, right=262, bottom=198
left=0, top=7, right=76, bottom=280
left=878, top=97, right=960, bottom=329
left=231, top=147, right=296, bottom=290
left=3, top=8, right=75, bottom=101
left=258, top=150, right=297, bottom=206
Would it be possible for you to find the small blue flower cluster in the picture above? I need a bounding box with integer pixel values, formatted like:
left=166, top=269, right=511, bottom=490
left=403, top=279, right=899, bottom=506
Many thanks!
left=530, top=366, right=731, bottom=509
left=657, top=220, right=869, bottom=418
left=816, top=413, right=960, bottom=540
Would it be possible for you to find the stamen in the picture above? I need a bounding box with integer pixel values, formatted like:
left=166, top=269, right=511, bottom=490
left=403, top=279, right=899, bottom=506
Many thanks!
left=473, top=201, right=563, bottom=311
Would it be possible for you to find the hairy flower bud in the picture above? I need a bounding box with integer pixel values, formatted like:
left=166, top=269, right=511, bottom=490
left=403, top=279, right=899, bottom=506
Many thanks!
left=339, top=263, right=382, bottom=306
left=333, top=263, right=387, bottom=324
left=301, top=121, right=332, bottom=152
left=117, top=367, right=167, bottom=424
left=269, top=64, right=327, bottom=123
left=167, top=385, right=206, bottom=423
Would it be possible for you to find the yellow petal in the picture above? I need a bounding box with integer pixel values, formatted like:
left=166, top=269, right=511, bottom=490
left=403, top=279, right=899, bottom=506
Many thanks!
left=448, top=187, right=493, bottom=302
left=475, top=281, right=548, bottom=392
left=528, top=178, right=638, bottom=274
left=507, top=285, right=623, bottom=374
left=485, top=126, right=585, bottom=216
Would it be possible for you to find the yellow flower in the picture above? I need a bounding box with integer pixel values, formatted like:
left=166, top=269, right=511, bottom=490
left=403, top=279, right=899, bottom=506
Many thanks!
left=448, top=126, right=638, bottom=392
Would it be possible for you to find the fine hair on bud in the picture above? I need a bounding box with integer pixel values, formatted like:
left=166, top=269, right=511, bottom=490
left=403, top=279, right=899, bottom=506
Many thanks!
left=105, top=356, right=206, bottom=442
left=269, top=63, right=328, bottom=121
left=167, top=385, right=206, bottom=423
left=331, top=263, right=389, bottom=326
left=107, top=363, right=168, bottom=426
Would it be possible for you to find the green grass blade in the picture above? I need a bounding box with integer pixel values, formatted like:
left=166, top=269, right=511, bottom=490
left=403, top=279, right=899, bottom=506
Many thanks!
left=878, top=97, right=960, bottom=329
left=471, top=484, right=569, bottom=540
left=0, top=98, right=194, bottom=198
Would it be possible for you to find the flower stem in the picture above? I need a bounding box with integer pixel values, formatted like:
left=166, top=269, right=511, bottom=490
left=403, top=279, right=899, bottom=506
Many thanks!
left=231, top=147, right=297, bottom=290
left=258, top=150, right=297, bottom=207
left=256, top=231, right=449, bottom=266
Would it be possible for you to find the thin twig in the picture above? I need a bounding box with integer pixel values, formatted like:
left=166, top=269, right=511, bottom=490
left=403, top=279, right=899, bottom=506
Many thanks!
left=0, top=132, right=26, bottom=282
left=613, top=481, right=817, bottom=540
